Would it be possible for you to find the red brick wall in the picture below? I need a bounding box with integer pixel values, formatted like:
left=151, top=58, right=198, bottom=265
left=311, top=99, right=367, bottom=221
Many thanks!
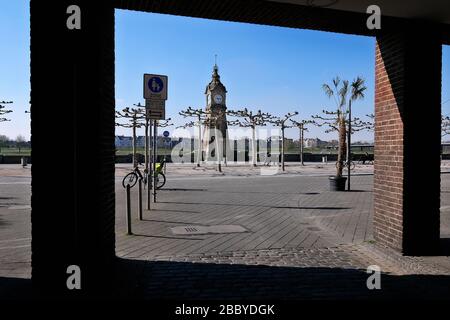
left=374, top=28, right=441, bottom=254
left=374, top=33, right=406, bottom=251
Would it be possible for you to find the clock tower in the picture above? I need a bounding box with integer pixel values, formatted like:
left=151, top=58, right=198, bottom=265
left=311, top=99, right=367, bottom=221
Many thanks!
left=204, top=63, right=228, bottom=158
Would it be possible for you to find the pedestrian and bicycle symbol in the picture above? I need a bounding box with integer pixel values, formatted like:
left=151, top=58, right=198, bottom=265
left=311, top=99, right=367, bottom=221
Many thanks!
left=149, top=77, right=163, bottom=93
left=143, top=74, right=168, bottom=100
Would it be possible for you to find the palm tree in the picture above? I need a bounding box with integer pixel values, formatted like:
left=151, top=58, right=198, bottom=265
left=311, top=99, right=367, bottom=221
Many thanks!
left=316, top=76, right=366, bottom=177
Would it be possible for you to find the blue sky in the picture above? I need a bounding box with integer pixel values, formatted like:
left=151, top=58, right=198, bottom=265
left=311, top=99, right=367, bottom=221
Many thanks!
left=1, top=2, right=449, bottom=141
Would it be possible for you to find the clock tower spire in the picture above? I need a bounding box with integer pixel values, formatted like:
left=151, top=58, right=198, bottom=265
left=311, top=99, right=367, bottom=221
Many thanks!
left=204, top=61, right=228, bottom=162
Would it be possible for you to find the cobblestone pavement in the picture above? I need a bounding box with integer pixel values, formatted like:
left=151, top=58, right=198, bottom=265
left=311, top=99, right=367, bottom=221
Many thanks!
left=116, top=245, right=450, bottom=300
left=1, top=163, right=450, bottom=299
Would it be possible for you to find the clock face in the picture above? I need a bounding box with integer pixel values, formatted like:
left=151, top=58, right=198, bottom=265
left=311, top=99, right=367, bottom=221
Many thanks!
left=213, top=94, right=223, bottom=104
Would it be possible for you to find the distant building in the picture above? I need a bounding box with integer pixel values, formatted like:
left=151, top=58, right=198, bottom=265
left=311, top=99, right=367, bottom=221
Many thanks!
left=304, top=138, right=328, bottom=148
left=115, top=135, right=176, bottom=149
left=115, top=135, right=132, bottom=148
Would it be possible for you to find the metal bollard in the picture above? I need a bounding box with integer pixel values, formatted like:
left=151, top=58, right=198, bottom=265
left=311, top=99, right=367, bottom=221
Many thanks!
left=138, top=178, right=143, bottom=220
left=147, top=173, right=151, bottom=210
left=126, top=184, right=132, bottom=235
left=21, top=156, right=27, bottom=167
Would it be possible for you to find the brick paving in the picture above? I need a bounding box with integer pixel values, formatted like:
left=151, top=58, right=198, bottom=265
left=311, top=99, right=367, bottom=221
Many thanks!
left=1, top=163, right=450, bottom=299
left=115, top=174, right=374, bottom=260
left=115, top=245, right=450, bottom=300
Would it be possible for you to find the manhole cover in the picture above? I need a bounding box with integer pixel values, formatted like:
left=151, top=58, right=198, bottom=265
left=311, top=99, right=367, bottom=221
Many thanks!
left=170, top=225, right=248, bottom=235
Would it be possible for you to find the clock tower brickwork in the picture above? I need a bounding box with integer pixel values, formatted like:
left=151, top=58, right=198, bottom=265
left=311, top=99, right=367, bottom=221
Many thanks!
left=203, top=64, right=228, bottom=159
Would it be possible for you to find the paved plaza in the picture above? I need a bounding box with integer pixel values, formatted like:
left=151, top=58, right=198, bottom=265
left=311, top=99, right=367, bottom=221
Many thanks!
left=1, top=162, right=450, bottom=299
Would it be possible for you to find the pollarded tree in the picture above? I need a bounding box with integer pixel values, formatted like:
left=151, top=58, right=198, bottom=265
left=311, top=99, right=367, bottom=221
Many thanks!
left=16, top=135, right=26, bottom=153
left=442, top=115, right=450, bottom=138
left=366, top=113, right=375, bottom=131
left=289, top=118, right=311, bottom=166
left=268, top=111, right=299, bottom=171
left=116, top=106, right=146, bottom=168
left=179, top=107, right=210, bottom=167
left=0, top=101, right=13, bottom=122
left=310, top=76, right=367, bottom=178
left=227, top=108, right=274, bottom=167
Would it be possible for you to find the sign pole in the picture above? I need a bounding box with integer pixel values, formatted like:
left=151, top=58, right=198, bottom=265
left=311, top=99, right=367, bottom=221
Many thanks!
left=144, top=117, right=149, bottom=173
left=153, top=120, right=157, bottom=203
left=147, top=117, right=152, bottom=210
left=143, top=73, right=168, bottom=205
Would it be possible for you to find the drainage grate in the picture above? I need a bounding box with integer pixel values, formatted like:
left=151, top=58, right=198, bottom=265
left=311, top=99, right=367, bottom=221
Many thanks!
left=184, top=227, right=198, bottom=233
left=170, top=225, right=248, bottom=235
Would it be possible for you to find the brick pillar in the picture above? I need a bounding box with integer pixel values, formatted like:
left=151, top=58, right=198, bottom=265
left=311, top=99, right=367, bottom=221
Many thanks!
left=30, top=1, right=116, bottom=296
left=374, top=26, right=441, bottom=255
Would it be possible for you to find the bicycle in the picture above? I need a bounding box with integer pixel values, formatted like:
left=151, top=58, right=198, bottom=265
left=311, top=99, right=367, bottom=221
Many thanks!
left=358, top=158, right=374, bottom=165
left=262, top=152, right=272, bottom=166
left=122, top=166, right=147, bottom=189
left=335, top=160, right=355, bottom=170
left=122, top=158, right=167, bottom=190
left=356, top=153, right=374, bottom=165
left=153, top=158, right=167, bottom=190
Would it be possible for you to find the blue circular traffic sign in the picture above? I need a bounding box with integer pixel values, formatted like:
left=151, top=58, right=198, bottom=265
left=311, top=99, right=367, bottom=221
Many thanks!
left=148, top=77, right=164, bottom=93
left=163, top=130, right=170, bottom=137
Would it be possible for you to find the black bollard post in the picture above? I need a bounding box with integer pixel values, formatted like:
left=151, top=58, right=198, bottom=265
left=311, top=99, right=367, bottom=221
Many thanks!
left=138, top=178, right=143, bottom=220
left=126, top=184, right=132, bottom=235
left=147, top=173, right=151, bottom=210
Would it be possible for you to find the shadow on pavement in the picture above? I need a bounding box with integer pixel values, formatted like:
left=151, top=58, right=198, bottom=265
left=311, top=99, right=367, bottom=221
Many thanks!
left=2, top=258, right=450, bottom=300
left=113, top=258, right=450, bottom=300
left=439, top=238, right=450, bottom=256
left=0, top=277, right=32, bottom=299
left=142, top=219, right=208, bottom=225
left=132, top=233, right=205, bottom=241
left=161, top=188, right=207, bottom=192
left=158, top=201, right=351, bottom=210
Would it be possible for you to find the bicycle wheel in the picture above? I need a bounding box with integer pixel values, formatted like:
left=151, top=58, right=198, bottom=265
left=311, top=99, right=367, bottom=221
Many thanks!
left=335, top=161, right=343, bottom=169
left=156, top=172, right=166, bottom=189
left=349, top=161, right=356, bottom=170
left=122, top=172, right=138, bottom=188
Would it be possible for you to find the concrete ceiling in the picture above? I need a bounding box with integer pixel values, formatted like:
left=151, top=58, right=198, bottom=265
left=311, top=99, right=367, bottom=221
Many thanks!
left=269, top=0, right=450, bottom=24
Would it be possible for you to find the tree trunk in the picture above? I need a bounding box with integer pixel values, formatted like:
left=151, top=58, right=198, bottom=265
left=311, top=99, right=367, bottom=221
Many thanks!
left=197, top=117, right=202, bottom=167
left=281, top=126, right=285, bottom=171
left=251, top=126, right=256, bottom=167
left=337, top=116, right=347, bottom=177
left=300, top=125, right=304, bottom=166
left=132, top=124, right=137, bottom=168
left=214, top=126, right=222, bottom=172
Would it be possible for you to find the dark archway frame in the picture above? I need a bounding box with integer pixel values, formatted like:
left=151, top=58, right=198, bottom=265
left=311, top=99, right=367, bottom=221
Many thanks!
left=30, top=0, right=448, bottom=295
